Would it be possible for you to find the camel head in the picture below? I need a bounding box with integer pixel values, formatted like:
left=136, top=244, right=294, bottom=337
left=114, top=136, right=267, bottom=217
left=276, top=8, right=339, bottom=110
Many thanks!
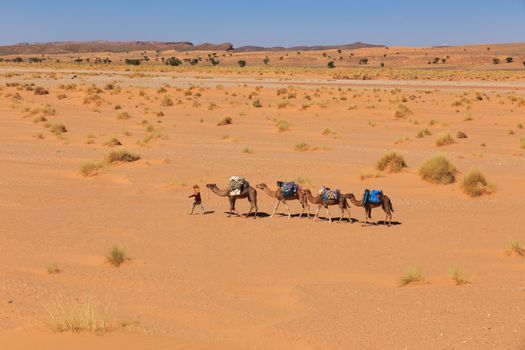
left=300, top=188, right=312, bottom=197
left=255, top=183, right=267, bottom=190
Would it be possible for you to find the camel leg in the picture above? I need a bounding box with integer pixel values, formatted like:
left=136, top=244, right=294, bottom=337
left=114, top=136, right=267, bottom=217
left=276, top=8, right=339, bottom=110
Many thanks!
left=313, top=205, right=321, bottom=222
left=339, top=206, right=345, bottom=223
left=298, top=203, right=304, bottom=218
left=345, top=207, right=352, bottom=223
left=306, top=203, right=310, bottom=219
left=282, top=199, right=291, bottom=219
left=271, top=200, right=281, bottom=218
left=325, top=206, right=332, bottom=223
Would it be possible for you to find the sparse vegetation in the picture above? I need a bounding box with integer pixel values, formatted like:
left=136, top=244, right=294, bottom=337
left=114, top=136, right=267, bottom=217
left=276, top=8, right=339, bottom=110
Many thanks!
left=117, top=111, right=131, bottom=120
left=238, top=60, right=247, bottom=68
left=217, top=116, right=233, bottom=126
left=416, top=128, right=432, bottom=138
left=105, top=150, right=140, bottom=164
left=449, top=268, right=470, bottom=285
left=294, top=142, right=310, bottom=151
left=395, top=104, right=413, bottom=119
left=461, top=169, right=494, bottom=197
left=34, top=86, right=49, bottom=95
left=399, top=267, right=424, bottom=286
left=506, top=241, right=525, bottom=257
left=106, top=246, right=127, bottom=267
left=376, top=152, right=407, bottom=173
left=80, top=161, right=104, bottom=177
left=253, top=99, right=263, bottom=108
left=419, top=155, right=457, bottom=184
left=275, top=119, right=290, bottom=132
left=435, top=133, right=455, bottom=147
left=46, top=263, right=60, bottom=274
left=46, top=295, right=112, bottom=333
left=456, top=131, right=468, bottom=139
left=124, top=58, right=141, bottom=66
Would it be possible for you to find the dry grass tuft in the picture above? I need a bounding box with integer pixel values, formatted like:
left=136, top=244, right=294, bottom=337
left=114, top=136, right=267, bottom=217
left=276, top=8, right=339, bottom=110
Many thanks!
left=294, top=142, right=310, bottom=152
left=104, top=137, right=122, bottom=147
left=80, top=161, right=104, bottom=177
left=395, top=104, right=413, bottom=119
left=399, top=267, right=424, bottom=286
left=461, top=169, right=494, bottom=197
left=275, top=119, right=290, bottom=132
left=106, top=150, right=140, bottom=164
left=106, top=246, right=127, bottom=267
left=505, top=241, right=525, bottom=257
left=449, top=268, right=470, bottom=286
left=46, top=295, right=112, bottom=333
left=217, top=116, right=233, bottom=126
left=117, top=112, right=131, bottom=120
left=416, top=128, right=432, bottom=138
left=435, top=133, right=455, bottom=146
left=376, top=152, right=407, bottom=173
left=46, top=263, right=61, bottom=274
left=34, top=86, right=49, bottom=95
left=520, top=138, right=525, bottom=149
left=456, top=131, right=468, bottom=139
left=419, top=155, right=457, bottom=184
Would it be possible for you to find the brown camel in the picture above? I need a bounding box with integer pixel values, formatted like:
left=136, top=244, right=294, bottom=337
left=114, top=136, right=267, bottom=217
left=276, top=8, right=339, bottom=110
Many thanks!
left=206, top=183, right=258, bottom=219
left=347, top=193, right=394, bottom=225
left=256, top=183, right=310, bottom=219
left=301, top=189, right=352, bottom=223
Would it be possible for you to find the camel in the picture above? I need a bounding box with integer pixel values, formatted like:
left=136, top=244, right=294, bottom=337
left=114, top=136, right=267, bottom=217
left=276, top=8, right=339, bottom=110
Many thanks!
left=301, top=189, right=352, bottom=223
left=347, top=193, right=394, bottom=225
left=256, top=183, right=310, bottom=219
left=206, top=183, right=258, bottom=219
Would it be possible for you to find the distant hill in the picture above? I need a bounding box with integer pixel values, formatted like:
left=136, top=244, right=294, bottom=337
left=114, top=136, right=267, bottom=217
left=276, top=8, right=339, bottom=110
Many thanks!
left=0, top=40, right=384, bottom=55
left=235, top=42, right=385, bottom=52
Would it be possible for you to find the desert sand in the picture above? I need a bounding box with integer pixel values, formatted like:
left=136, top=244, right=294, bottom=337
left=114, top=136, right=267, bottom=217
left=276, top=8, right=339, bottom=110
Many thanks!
left=1, top=44, right=525, bottom=349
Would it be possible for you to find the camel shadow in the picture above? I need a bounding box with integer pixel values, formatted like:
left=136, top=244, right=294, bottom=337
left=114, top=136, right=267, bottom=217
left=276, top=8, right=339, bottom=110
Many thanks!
left=361, top=220, right=402, bottom=226
left=221, top=211, right=270, bottom=218
left=315, top=216, right=358, bottom=223
left=275, top=213, right=312, bottom=219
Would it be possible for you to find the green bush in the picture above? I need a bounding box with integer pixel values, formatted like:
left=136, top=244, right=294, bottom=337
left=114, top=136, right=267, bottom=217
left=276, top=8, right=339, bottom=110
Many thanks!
left=238, top=60, right=247, bottom=68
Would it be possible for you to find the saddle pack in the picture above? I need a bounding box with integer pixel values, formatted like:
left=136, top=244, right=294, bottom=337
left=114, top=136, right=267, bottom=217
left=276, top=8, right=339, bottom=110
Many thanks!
left=319, top=186, right=340, bottom=202
left=363, top=189, right=383, bottom=204
left=229, top=176, right=248, bottom=196
left=277, top=181, right=298, bottom=198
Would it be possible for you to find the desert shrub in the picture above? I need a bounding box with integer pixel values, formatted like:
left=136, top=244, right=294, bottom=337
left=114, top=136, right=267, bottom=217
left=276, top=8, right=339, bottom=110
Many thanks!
left=80, top=161, right=104, bottom=177
left=505, top=57, right=513, bottom=63
left=106, top=150, right=140, bottom=164
left=161, top=95, right=173, bottom=107
left=294, top=142, right=310, bottom=151
left=456, top=131, right=468, bottom=139
left=238, top=60, right=246, bottom=68
left=47, top=263, right=60, bottom=274
left=419, top=155, right=457, bottom=184
left=253, top=99, right=263, bottom=108
left=399, top=267, right=424, bottom=286
left=104, top=138, right=122, bottom=147
left=57, top=94, right=67, bottom=99
left=461, top=169, right=493, bottom=197
left=217, top=116, right=233, bottom=126
left=106, top=246, right=127, bottom=267
left=210, top=57, right=220, bottom=66
left=117, top=112, right=131, bottom=120
left=506, top=241, right=525, bottom=257
left=322, top=128, right=334, bottom=135
left=165, top=57, right=181, bottom=66
left=359, top=58, right=369, bottom=65
left=242, top=146, right=253, bottom=154
left=263, top=57, right=270, bottom=65
left=327, top=61, right=335, bottom=69
left=395, top=104, right=413, bottom=119
left=376, top=152, right=407, bottom=173
left=277, top=100, right=290, bottom=109
left=435, top=133, right=455, bottom=146
left=520, top=137, right=525, bottom=149
left=48, top=123, right=68, bottom=135
left=275, top=119, right=290, bottom=132
left=124, top=59, right=141, bottom=66
left=46, top=295, right=112, bottom=333
left=492, top=58, right=500, bottom=65
left=449, top=268, right=469, bottom=285
left=416, top=128, right=432, bottom=138
left=34, top=87, right=49, bottom=95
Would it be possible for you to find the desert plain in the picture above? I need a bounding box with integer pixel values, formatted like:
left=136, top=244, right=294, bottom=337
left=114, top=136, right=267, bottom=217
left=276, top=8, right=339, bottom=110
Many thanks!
left=1, top=42, right=525, bottom=349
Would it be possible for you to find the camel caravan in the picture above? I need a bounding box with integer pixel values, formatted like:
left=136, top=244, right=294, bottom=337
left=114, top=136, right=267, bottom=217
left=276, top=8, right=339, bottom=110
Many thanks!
left=206, top=177, right=394, bottom=225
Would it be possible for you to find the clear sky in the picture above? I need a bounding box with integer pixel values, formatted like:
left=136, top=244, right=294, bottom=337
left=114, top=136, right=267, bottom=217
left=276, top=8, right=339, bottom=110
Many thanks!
left=0, top=0, right=524, bottom=47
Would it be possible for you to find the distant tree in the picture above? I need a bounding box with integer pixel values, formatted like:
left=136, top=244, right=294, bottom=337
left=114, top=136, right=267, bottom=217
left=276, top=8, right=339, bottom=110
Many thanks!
left=359, top=58, right=369, bottom=65
left=337, top=49, right=342, bottom=54
left=433, top=57, right=440, bottom=64
left=380, top=62, right=385, bottom=67
left=492, top=58, right=501, bottom=65
left=505, top=57, right=514, bottom=63
left=263, top=56, right=270, bottom=65
left=124, top=58, right=141, bottom=66
left=327, top=61, right=335, bottom=69
left=210, top=57, right=220, bottom=66
left=13, top=57, right=23, bottom=63
left=189, top=58, right=199, bottom=66
left=441, top=58, right=447, bottom=64
left=238, top=60, right=247, bottom=68
left=322, top=52, right=327, bottom=57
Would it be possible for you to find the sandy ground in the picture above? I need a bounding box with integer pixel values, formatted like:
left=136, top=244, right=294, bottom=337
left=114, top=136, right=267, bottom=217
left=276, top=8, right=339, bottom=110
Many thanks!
left=1, top=65, right=525, bottom=349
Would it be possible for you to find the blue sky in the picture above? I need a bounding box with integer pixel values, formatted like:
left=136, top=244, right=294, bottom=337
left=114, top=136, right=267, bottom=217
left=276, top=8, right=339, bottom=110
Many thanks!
left=0, top=0, right=524, bottom=47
